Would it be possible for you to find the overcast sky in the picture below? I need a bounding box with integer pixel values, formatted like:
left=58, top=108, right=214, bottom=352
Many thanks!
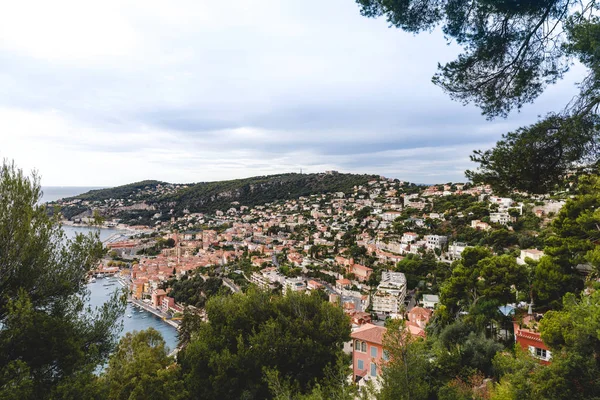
left=0, top=0, right=586, bottom=186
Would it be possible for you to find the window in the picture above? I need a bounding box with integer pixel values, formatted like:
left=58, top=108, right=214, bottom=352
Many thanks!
left=370, top=363, right=377, bottom=377
left=355, top=340, right=360, bottom=351
left=361, top=341, right=367, bottom=352
left=529, top=346, right=551, bottom=361
left=383, top=350, right=389, bottom=361
left=371, top=346, right=378, bottom=358
left=535, top=348, right=547, bottom=360
left=357, top=360, right=364, bottom=370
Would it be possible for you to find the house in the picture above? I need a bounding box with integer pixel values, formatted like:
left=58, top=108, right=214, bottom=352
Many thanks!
left=151, top=289, right=167, bottom=308
left=490, top=212, right=516, bottom=225
left=401, top=232, right=419, bottom=244
left=424, top=235, right=448, bottom=251
left=348, top=264, right=373, bottom=282
left=351, top=324, right=387, bottom=383
left=283, top=278, right=306, bottom=294
left=422, top=294, right=439, bottom=309
left=471, top=220, right=491, bottom=231
left=513, top=313, right=552, bottom=364
left=307, top=280, right=324, bottom=291
left=372, top=271, right=407, bottom=315
left=336, top=278, right=352, bottom=291
left=161, top=296, right=175, bottom=313
left=408, top=307, right=433, bottom=330
left=517, top=249, right=544, bottom=265
left=347, top=310, right=372, bottom=326
left=447, top=242, right=469, bottom=260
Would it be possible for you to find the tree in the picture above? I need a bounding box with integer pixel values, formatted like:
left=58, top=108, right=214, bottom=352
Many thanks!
left=0, top=162, right=126, bottom=399
left=440, top=248, right=526, bottom=318
left=378, top=319, right=431, bottom=400
left=178, top=289, right=350, bottom=399
left=100, top=328, right=186, bottom=400
left=354, top=1, right=600, bottom=193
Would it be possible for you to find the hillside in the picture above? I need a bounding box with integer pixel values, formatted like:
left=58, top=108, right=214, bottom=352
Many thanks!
left=56, top=172, right=378, bottom=223
left=161, top=172, right=377, bottom=214
left=72, top=180, right=169, bottom=201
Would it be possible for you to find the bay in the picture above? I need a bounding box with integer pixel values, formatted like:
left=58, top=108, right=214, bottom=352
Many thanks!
left=61, top=224, right=178, bottom=352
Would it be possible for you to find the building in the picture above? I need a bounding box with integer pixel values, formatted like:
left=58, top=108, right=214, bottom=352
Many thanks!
left=490, top=212, right=516, bottom=225
left=283, top=278, right=306, bottom=294
left=406, top=307, right=433, bottom=338
left=513, top=313, right=552, bottom=364
left=424, top=235, right=448, bottom=251
left=401, top=232, right=419, bottom=244
left=447, top=242, right=469, bottom=260
left=471, top=219, right=491, bottom=231
left=372, top=271, right=407, bottom=315
left=336, top=278, right=352, bottom=291
left=422, top=294, right=439, bottom=309
left=351, top=323, right=387, bottom=383
left=517, top=249, right=544, bottom=265
left=151, top=289, right=167, bottom=308
left=347, top=264, right=373, bottom=282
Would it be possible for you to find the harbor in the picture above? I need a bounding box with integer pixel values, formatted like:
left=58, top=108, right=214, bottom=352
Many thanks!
left=86, top=265, right=179, bottom=352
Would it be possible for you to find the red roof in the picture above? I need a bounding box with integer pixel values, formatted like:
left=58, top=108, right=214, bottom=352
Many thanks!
left=351, top=323, right=386, bottom=345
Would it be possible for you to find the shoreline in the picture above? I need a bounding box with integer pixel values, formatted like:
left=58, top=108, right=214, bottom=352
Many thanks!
left=128, top=297, right=180, bottom=329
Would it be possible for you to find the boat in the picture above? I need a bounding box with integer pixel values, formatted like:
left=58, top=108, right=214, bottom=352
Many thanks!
left=127, top=314, right=132, bottom=318
left=90, top=277, right=96, bottom=283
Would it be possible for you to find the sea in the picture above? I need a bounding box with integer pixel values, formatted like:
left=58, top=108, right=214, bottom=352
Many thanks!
left=41, top=187, right=178, bottom=352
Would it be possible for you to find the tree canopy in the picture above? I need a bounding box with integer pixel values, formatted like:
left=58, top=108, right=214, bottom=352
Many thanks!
left=178, top=288, right=350, bottom=400
left=355, top=0, right=600, bottom=193
left=0, top=162, right=125, bottom=399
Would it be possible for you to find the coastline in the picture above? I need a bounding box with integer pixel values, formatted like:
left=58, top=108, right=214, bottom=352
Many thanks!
left=128, top=297, right=181, bottom=329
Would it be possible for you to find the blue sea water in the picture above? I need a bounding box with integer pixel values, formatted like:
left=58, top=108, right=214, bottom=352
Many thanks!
left=42, top=186, right=179, bottom=352
left=40, top=186, right=104, bottom=203
left=87, top=278, right=178, bottom=352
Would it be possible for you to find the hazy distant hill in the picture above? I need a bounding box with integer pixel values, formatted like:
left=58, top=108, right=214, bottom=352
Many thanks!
left=58, top=173, right=378, bottom=224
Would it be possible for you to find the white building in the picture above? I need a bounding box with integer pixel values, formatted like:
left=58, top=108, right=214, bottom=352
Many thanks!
left=490, top=212, right=516, bottom=225
left=250, top=269, right=284, bottom=290
left=283, top=278, right=307, bottom=294
left=372, top=271, right=407, bottom=315
left=422, top=294, right=439, bottom=309
left=424, top=235, right=448, bottom=251
left=517, top=249, right=544, bottom=265
left=448, top=242, right=469, bottom=260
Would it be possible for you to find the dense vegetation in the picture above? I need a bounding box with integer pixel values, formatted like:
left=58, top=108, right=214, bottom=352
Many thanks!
left=0, top=162, right=125, bottom=399
left=58, top=173, right=378, bottom=224
left=167, top=274, right=227, bottom=308
left=73, top=180, right=167, bottom=202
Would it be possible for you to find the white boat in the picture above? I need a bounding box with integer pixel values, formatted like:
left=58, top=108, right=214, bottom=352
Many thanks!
left=127, top=314, right=132, bottom=318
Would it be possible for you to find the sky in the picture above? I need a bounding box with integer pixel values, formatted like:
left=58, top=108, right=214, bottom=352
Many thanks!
left=0, top=0, right=587, bottom=186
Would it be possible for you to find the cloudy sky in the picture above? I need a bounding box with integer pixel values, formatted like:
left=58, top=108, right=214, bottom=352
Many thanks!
left=0, top=0, right=585, bottom=186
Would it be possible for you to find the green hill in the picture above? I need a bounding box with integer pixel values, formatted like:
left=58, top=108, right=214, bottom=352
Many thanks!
left=162, top=172, right=376, bottom=214
left=57, top=172, right=378, bottom=223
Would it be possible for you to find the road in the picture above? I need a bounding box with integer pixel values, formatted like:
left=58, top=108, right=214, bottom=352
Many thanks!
left=222, top=277, right=241, bottom=293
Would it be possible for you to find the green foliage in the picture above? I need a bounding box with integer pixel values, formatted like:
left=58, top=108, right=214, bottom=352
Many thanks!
left=100, top=328, right=187, bottom=400
left=72, top=180, right=167, bottom=202
left=440, top=248, right=526, bottom=317
left=355, top=1, right=600, bottom=193
left=379, top=319, right=431, bottom=400
left=169, top=274, right=226, bottom=308
left=466, top=114, right=600, bottom=194
left=0, top=161, right=126, bottom=399
left=178, top=289, right=350, bottom=399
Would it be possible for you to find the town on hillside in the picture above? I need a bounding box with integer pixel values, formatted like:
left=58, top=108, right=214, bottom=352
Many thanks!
left=61, top=173, right=570, bottom=388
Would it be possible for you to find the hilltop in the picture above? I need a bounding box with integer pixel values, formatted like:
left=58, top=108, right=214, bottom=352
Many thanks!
left=54, top=172, right=380, bottom=224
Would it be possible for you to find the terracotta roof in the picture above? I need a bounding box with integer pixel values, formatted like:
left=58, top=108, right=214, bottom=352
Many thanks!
left=351, top=323, right=386, bottom=345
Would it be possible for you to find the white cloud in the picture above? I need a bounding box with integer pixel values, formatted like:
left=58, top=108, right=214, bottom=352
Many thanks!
left=0, top=0, right=588, bottom=186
